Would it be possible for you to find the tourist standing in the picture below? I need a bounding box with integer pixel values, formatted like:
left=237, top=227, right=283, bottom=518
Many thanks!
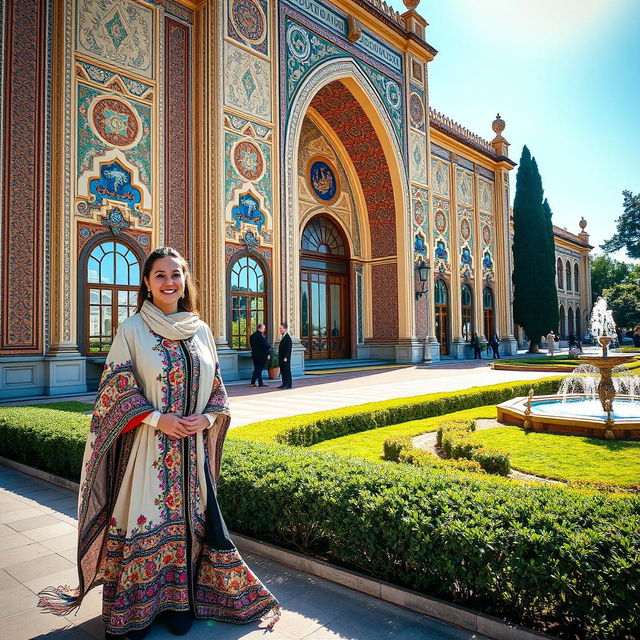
left=633, top=327, right=640, bottom=347
left=489, top=332, right=500, bottom=359
left=471, top=332, right=482, bottom=359
left=249, top=323, right=271, bottom=387
left=545, top=330, right=556, bottom=356
left=38, top=247, right=279, bottom=638
left=278, top=322, right=292, bottom=389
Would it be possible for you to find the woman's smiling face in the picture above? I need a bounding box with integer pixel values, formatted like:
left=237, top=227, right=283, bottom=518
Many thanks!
left=145, top=256, right=185, bottom=314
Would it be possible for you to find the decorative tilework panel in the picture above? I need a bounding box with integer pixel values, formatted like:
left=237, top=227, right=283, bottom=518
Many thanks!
left=409, top=130, right=427, bottom=185
left=411, top=185, right=429, bottom=262
left=224, top=112, right=272, bottom=140
left=77, top=83, right=152, bottom=190
left=478, top=178, right=493, bottom=213
left=455, top=168, right=473, bottom=207
left=223, top=41, right=271, bottom=121
left=371, top=263, right=399, bottom=339
left=284, top=19, right=403, bottom=147
left=76, top=60, right=153, bottom=99
left=430, top=143, right=451, bottom=161
left=1, top=0, right=47, bottom=353
left=227, top=0, right=268, bottom=56
left=433, top=197, right=450, bottom=275
left=431, top=158, right=449, bottom=197
left=457, top=205, right=474, bottom=280
left=409, top=84, right=425, bottom=133
left=164, top=17, right=191, bottom=258
left=76, top=0, right=155, bottom=80
left=225, top=131, right=272, bottom=220
left=310, top=81, right=396, bottom=258
left=480, top=212, right=495, bottom=281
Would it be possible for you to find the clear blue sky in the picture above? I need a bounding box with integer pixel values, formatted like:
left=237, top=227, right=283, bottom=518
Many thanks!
left=388, top=0, right=640, bottom=258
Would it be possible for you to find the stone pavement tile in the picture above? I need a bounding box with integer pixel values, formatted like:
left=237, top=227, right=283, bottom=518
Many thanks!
left=40, top=533, right=78, bottom=554
left=5, top=552, right=75, bottom=583
left=272, top=603, right=336, bottom=639
left=0, top=605, right=72, bottom=640
left=0, top=542, right=52, bottom=569
left=74, top=615, right=105, bottom=640
left=58, top=547, right=79, bottom=563
left=40, top=626, right=96, bottom=640
left=0, top=567, right=23, bottom=592
left=7, top=513, right=62, bottom=532
left=0, top=505, right=50, bottom=524
left=0, top=531, right=34, bottom=551
left=0, top=584, right=39, bottom=617
left=23, top=565, right=79, bottom=595
left=187, top=621, right=298, bottom=640
left=67, top=586, right=102, bottom=624
left=0, top=522, right=17, bottom=536
left=22, top=520, right=77, bottom=542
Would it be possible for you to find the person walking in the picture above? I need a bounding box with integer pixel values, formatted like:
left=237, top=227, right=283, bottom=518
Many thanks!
left=545, top=330, right=556, bottom=356
left=38, top=247, right=279, bottom=638
left=633, top=327, right=640, bottom=348
left=489, top=332, right=500, bottom=359
left=471, top=332, right=482, bottom=359
left=249, top=323, right=270, bottom=387
left=278, top=322, right=292, bottom=389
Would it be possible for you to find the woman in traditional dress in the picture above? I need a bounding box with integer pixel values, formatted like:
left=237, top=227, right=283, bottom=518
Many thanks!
left=39, top=247, right=280, bottom=638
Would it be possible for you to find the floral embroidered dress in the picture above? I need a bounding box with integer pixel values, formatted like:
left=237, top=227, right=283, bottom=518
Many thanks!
left=38, top=301, right=279, bottom=635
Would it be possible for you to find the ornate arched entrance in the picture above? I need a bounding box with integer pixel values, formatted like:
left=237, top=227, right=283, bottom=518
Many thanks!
left=300, top=216, right=350, bottom=359
left=282, top=59, right=414, bottom=362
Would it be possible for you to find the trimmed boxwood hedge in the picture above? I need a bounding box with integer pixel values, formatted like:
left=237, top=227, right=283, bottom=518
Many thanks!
left=0, top=402, right=90, bottom=480
left=230, top=377, right=563, bottom=447
left=219, top=439, right=640, bottom=639
left=438, top=421, right=511, bottom=475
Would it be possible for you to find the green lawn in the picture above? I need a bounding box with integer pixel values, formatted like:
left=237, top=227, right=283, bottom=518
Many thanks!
left=310, top=406, right=497, bottom=461
left=473, top=426, right=640, bottom=487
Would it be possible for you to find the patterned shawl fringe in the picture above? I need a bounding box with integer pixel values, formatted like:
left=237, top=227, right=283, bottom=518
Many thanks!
left=37, top=585, right=82, bottom=616
left=262, top=604, right=281, bottom=630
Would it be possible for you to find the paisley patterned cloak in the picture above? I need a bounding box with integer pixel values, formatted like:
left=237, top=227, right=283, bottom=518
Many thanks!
left=38, top=311, right=279, bottom=635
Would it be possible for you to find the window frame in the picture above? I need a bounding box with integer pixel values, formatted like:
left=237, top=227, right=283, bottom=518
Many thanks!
left=227, top=252, right=270, bottom=351
left=78, top=234, right=144, bottom=357
left=461, top=283, right=473, bottom=342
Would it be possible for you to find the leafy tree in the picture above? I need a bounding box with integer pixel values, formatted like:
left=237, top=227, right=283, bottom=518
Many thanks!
left=604, top=282, right=640, bottom=328
left=601, top=190, right=640, bottom=258
left=590, top=254, right=631, bottom=302
left=512, top=147, right=559, bottom=352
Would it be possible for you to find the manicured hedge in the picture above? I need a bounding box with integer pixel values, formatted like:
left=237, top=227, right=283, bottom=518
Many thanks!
left=219, top=439, right=640, bottom=639
left=382, top=433, right=483, bottom=473
left=0, top=402, right=90, bottom=480
left=230, top=377, right=563, bottom=447
left=438, top=421, right=511, bottom=475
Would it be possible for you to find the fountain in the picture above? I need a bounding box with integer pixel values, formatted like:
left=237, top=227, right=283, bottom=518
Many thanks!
left=497, top=298, right=640, bottom=440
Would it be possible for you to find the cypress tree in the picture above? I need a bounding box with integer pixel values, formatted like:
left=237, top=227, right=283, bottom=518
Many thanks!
left=512, top=147, right=559, bottom=352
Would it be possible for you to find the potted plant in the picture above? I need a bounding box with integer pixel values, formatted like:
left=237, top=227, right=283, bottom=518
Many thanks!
left=267, top=348, right=280, bottom=380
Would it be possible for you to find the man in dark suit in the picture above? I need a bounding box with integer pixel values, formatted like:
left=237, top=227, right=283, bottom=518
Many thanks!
left=278, top=322, right=292, bottom=389
left=249, top=323, right=270, bottom=387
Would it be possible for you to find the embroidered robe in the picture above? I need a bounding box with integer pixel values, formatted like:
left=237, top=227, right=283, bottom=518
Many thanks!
left=39, top=313, right=279, bottom=635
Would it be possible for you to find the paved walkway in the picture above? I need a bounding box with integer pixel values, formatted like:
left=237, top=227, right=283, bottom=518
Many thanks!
left=4, top=355, right=565, bottom=428
left=0, top=466, right=486, bottom=640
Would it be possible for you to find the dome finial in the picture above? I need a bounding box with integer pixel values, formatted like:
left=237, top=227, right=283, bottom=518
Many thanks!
left=492, top=113, right=505, bottom=137
left=403, top=0, right=420, bottom=10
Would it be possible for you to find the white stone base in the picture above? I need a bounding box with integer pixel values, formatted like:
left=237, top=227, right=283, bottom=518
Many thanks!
left=0, top=357, right=46, bottom=400
left=44, top=353, right=87, bottom=396
left=500, top=337, right=518, bottom=356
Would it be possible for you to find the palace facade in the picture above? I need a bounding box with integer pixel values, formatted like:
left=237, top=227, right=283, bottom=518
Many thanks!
left=1, top=0, right=520, bottom=399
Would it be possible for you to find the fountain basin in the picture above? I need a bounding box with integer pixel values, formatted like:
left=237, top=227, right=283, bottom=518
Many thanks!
left=497, top=394, right=640, bottom=440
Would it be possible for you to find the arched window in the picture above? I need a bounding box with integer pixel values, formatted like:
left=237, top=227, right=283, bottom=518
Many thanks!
left=574, top=263, right=579, bottom=292
left=483, top=286, right=495, bottom=339
left=301, top=217, right=346, bottom=255
left=230, top=255, right=266, bottom=349
left=566, top=261, right=572, bottom=292
left=559, top=305, right=566, bottom=339
left=568, top=307, right=575, bottom=335
left=576, top=306, right=581, bottom=337
left=434, top=279, right=449, bottom=356
left=85, top=241, right=140, bottom=353
left=557, top=258, right=563, bottom=289
left=461, top=284, right=473, bottom=342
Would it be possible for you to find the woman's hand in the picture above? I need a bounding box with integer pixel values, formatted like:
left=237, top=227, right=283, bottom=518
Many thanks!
left=181, top=414, right=211, bottom=435
left=156, top=413, right=191, bottom=439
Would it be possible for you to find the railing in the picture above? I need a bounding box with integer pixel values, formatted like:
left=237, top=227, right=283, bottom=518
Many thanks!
left=429, top=108, right=494, bottom=154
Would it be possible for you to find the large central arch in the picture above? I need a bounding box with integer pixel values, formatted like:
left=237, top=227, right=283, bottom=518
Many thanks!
left=282, top=58, right=414, bottom=349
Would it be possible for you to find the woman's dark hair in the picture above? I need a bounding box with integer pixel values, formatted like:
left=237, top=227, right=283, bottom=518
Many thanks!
left=136, top=247, right=198, bottom=313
